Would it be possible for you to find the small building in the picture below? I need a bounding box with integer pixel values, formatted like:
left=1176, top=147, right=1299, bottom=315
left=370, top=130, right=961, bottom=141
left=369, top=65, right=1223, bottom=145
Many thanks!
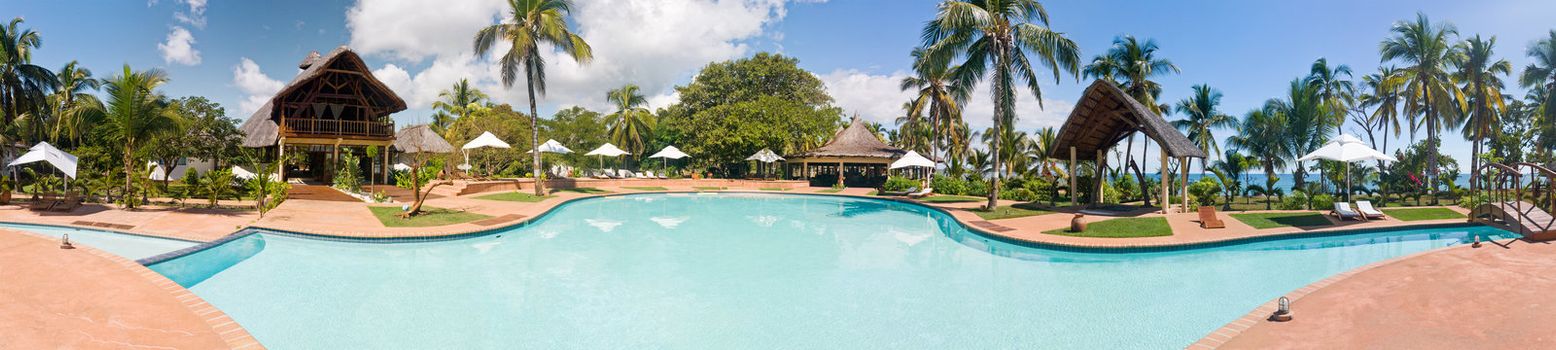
left=1049, top=79, right=1207, bottom=211
left=787, top=118, right=912, bottom=188
left=239, top=47, right=405, bottom=183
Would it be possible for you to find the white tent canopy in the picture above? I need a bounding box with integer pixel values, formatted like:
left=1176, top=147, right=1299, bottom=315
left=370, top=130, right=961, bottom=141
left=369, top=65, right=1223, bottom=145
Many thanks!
left=889, top=150, right=935, bottom=169
left=8, top=142, right=78, bottom=179
left=585, top=143, right=629, bottom=157
left=1297, top=134, right=1397, bottom=201
left=527, top=139, right=573, bottom=154
left=461, top=131, right=511, bottom=150
left=744, top=148, right=784, bottom=163
left=393, top=163, right=413, bottom=171
left=649, top=145, right=688, bottom=159
left=231, top=165, right=257, bottom=180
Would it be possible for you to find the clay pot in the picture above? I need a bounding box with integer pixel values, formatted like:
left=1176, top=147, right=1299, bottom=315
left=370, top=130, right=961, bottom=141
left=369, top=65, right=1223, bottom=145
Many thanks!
left=1070, top=214, right=1087, bottom=232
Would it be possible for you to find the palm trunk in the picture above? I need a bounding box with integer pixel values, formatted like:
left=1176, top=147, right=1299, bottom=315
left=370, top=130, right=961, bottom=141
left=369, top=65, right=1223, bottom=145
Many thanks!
left=1427, top=104, right=1439, bottom=205
left=1264, top=160, right=1276, bottom=210
left=985, top=43, right=1010, bottom=211
left=526, top=62, right=545, bottom=196
left=122, top=144, right=135, bottom=209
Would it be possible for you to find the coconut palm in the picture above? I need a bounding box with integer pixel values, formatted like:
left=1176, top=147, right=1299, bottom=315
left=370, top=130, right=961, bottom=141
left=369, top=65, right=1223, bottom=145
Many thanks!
left=102, top=65, right=179, bottom=208
left=1, top=17, right=59, bottom=143
left=901, top=48, right=969, bottom=164
left=1228, top=109, right=1290, bottom=210
left=920, top=0, right=1081, bottom=209
left=473, top=0, right=593, bottom=196
left=1104, top=36, right=1177, bottom=204
left=1306, top=58, right=1355, bottom=133
left=49, top=61, right=102, bottom=146
left=1268, top=79, right=1335, bottom=191
left=1521, top=30, right=1556, bottom=133
left=1171, top=84, right=1235, bottom=174
left=431, top=78, right=488, bottom=134
left=1210, top=150, right=1248, bottom=210
left=605, top=84, right=654, bottom=163
left=1358, top=66, right=1406, bottom=202
left=893, top=101, right=934, bottom=153
left=1379, top=13, right=1466, bottom=203
left=1452, top=35, right=1512, bottom=190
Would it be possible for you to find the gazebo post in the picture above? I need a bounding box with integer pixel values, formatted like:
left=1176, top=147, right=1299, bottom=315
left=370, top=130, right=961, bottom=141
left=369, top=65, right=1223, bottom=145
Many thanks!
left=1069, top=147, right=1077, bottom=207
left=1160, top=148, right=1169, bottom=213
left=1180, top=156, right=1190, bottom=212
left=277, top=138, right=286, bottom=182
left=837, top=161, right=844, bottom=187
left=1094, top=149, right=1105, bottom=206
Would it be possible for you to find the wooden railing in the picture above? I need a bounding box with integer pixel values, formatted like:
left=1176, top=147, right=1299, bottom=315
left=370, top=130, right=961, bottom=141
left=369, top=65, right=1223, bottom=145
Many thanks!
left=281, top=118, right=393, bottom=138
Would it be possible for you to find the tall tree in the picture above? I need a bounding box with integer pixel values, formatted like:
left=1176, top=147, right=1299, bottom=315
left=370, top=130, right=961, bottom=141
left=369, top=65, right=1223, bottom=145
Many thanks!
left=1171, top=84, right=1235, bottom=174
left=1228, top=109, right=1290, bottom=210
left=1379, top=13, right=1465, bottom=204
left=0, top=17, right=59, bottom=145
left=901, top=48, right=969, bottom=165
left=1452, top=35, right=1511, bottom=189
left=921, top=0, right=1081, bottom=209
left=1520, top=29, right=1556, bottom=152
left=1105, top=35, right=1177, bottom=204
left=1267, top=79, right=1336, bottom=191
left=473, top=0, right=593, bottom=195
left=1359, top=66, right=1406, bottom=201
left=102, top=66, right=178, bottom=208
left=50, top=60, right=101, bottom=146
left=431, top=78, right=488, bottom=134
left=605, top=84, right=655, bottom=163
left=1306, top=58, right=1355, bottom=133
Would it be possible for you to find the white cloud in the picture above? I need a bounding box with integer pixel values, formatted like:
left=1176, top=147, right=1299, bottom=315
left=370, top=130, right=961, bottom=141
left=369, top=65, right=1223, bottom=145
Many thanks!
left=158, top=26, right=201, bottom=66
left=232, top=58, right=286, bottom=116
left=819, top=69, right=1073, bottom=135
left=346, top=0, right=507, bottom=62
left=173, top=0, right=207, bottom=28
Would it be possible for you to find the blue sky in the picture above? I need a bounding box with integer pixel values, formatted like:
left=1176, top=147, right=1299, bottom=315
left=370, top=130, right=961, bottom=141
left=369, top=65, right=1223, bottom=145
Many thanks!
left=9, top=0, right=1555, bottom=172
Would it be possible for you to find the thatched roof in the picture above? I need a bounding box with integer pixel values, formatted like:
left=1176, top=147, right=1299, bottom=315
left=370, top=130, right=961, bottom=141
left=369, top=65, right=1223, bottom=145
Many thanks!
left=1049, top=80, right=1208, bottom=160
left=393, top=125, right=454, bottom=154
left=790, top=118, right=906, bottom=159
left=240, top=46, right=407, bottom=147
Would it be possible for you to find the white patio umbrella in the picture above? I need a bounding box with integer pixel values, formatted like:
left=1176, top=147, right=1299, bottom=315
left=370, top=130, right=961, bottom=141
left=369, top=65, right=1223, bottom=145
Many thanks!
left=890, top=150, right=936, bottom=185
left=585, top=143, right=629, bottom=171
left=231, top=165, right=257, bottom=181
left=1297, top=134, right=1398, bottom=201
left=527, top=139, right=573, bottom=154
left=461, top=131, right=510, bottom=175
left=649, top=145, right=689, bottom=175
left=8, top=142, right=79, bottom=191
left=745, top=148, right=784, bottom=178
left=392, top=163, right=413, bottom=171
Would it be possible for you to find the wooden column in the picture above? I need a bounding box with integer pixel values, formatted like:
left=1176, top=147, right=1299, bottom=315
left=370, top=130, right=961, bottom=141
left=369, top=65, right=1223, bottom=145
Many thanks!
left=1181, top=156, right=1190, bottom=211
left=1160, top=148, right=1169, bottom=213
left=277, top=138, right=286, bottom=182
left=1093, top=149, right=1105, bottom=205
left=837, top=161, right=845, bottom=187
left=382, top=146, right=390, bottom=185
left=332, top=139, right=341, bottom=180
left=1069, top=147, right=1077, bottom=207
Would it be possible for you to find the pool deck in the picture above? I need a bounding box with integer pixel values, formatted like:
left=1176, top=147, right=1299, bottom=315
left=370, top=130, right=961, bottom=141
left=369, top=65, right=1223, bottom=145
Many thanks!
left=0, top=229, right=260, bottom=349
left=1, top=180, right=1548, bottom=348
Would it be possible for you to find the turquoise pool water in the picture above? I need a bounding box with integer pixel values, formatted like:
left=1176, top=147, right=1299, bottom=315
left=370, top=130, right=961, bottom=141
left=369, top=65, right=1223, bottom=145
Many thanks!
left=1, top=222, right=197, bottom=260
left=149, top=193, right=1514, bottom=349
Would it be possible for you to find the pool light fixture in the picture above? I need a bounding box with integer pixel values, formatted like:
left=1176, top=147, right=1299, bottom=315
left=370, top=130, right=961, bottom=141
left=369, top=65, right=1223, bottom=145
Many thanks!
left=60, top=234, right=75, bottom=249
left=1270, top=296, right=1293, bottom=322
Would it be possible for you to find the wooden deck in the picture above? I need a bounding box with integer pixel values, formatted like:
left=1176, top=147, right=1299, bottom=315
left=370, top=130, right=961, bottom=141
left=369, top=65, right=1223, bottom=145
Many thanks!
left=1472, top=201, right=1556, bottom=240
left=286, top=185, right=359, bottom=202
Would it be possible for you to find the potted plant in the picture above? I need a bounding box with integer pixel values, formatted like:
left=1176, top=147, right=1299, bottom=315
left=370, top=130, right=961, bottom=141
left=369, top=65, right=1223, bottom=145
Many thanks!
left=0, top=175, right=11, bottom=205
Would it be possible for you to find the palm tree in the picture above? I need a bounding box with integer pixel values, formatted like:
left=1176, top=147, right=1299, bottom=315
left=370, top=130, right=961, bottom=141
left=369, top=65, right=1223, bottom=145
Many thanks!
left=1211, top=150, right=1249, bottom=210
left=1228, top=109, right=1290, bottom=210
left=473, top=0, right=593, bottom=196
left=1, top=17, right=59, bottom=144
left=1306, top=58, right=1355, bottom=133
left=920, top=0, right=1081, bottom=210
left=1380, top=13, right=1465, bottom=203
left=1452, top=35, right=1512, bottom=191
left=1359, top=66, right=1405, bottom=202
left=1520, top=30, right=1556, bottom=138
left=102, top=65, right=178, bottom=208
left=605, top=84, right=654, bottom=164
left=901, top=48, right=969, bottom=165
left=1268, top=79, right=1335, bottom=191
left=1171, top=84, right=1235, bottom=174
left=431, top=78, right=488, bottom=134
left=1104, top=36, right=1178, bottom=205
left=1032, top=126, right=1063, bottom=206
left=49, top=61, right=101, bottom=146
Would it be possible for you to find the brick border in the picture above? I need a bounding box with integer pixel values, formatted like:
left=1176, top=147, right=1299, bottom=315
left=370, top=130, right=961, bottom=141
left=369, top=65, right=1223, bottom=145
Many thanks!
left=7, top=229, right=263, bottom=349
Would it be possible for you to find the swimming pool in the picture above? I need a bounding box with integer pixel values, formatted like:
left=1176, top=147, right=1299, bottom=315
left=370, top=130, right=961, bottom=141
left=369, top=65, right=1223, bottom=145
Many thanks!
left=0, top=222, right=198, bottom=260
left=148, top=193, right=1514, bottom=349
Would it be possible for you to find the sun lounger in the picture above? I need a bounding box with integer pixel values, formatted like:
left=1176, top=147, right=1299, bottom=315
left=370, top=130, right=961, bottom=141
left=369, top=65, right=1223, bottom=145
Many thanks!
left=880, top=187, right=917, bottom=196
left=908, top=187, right=934, bottom=198
left=29, top=199, right=58, bottom=211
left=655, top=171, right=667, bottom=179
left=1355, top=200, right=1386, bottom=219
left=1330, top=202, right=1364, bottom=221
left=1198, top=206, right=1226, bottom=229
left=51, top=195, right=81, bottom=212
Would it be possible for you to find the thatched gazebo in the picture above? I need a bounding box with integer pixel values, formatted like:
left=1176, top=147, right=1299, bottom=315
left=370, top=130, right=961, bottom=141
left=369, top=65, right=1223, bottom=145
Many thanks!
left=788, top=118, right=909, bottom=187
left=240, top=46, right=407, bottom=184
left=1050, top=80, right=1207, bottom=212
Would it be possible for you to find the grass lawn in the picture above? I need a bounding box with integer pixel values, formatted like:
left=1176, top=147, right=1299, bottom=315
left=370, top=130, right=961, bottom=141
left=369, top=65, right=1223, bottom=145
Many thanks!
left=623, top=186, right=669, bottom=191
left=693, top=186, right=726, bottom=191
left=1044, top=217, right=1172, bottom=238
left=554, top=187, right=611, bottom=194
left=1230, top=212, right=1332, bottom=229
left=369, top=206, right=491, bottom=227
left=758, top=187, right=789, bottom=191
left=815, top=188, right=843, bottom=193
left=1382, top=207, right=1466, bottom=221
left=475, top=191, right=553, bottom=203
left=917, top=195, right=983, bottom=203
left=970, top=203, right=1054, bottom=220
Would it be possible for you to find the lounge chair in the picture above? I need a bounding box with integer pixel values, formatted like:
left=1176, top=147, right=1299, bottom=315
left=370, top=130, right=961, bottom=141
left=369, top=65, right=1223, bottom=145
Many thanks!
left=1355, top=200, right=1386, bottom=220
left=908, top=187, right=934, bottom=198
left=880, top=187, right=916, bottom=197
left=1330, top=202, right=1365, bottom=221
left=1197, top=206, right=1226, bottom=229
left=29, top=199, right=58, bottom=212
left=51, top=195, right=81, bottom=212
left=655, top=171, right=668, bottom=179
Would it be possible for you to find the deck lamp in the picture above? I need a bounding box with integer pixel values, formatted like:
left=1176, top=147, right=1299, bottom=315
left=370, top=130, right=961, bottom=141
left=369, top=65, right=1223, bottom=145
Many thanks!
left=1270, top=296, right=1293, bottom=322
left=60, top=234, right=75, bottom=249
left=1472, top=235, right=1482, bottom=248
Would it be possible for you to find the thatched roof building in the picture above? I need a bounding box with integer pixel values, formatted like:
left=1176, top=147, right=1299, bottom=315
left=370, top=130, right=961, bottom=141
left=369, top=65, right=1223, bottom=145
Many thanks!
left=1050, top=80, right=1207, bottom=159
left=788, top=118, right=912, bottom=187
left=393, top=125, right=454, bottom=154
left=789, top=118, right=906, bottom=160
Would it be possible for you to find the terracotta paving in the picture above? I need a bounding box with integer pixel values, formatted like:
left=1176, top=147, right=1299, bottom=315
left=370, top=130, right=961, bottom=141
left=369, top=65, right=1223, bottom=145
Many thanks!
left=285, top=184, right=359, bottom=202
left=0, top=203, right=257, bottom=242
left=0, top=229, right=260, bottom=349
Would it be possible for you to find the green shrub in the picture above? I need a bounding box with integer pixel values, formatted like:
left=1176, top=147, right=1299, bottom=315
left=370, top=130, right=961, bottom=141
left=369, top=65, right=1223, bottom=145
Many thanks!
left=1279, top=191, right=1309, bottom=210
left=882, top=176, right=919, bottom=192
left=931, top=175, right=967, bottom=195
left=1002, top=188, right=1035, bottom=201
left=966, top=178, right=990, bottom=196
left=1024, top=177, right=1054, bottom=202
left=1111, top=175, right=1140, bottom=202
left=1188, top=177, right=1220, bottom=207
left=1309, top=193, right=1335, bottom=210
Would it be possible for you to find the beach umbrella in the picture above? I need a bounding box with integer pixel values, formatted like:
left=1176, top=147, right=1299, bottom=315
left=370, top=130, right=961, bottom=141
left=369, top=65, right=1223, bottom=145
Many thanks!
left=527, top=139, right=573, bottom=154
left=1297, top=134, right=1397, bottom=201
left=745, top=148, right=784, bottom=178
left=585, top=143, right=629, bottom=171
left=461, top=131, right=510, bottom=175
left=9, top=142, right=78, bottom=179
left=890, top=150, right=936, bottom=185
left=393, top=163, right=413, bottom=171
left=231, top=165, right=257, bottom=181
left=649, top=145, right=689, bottom=175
